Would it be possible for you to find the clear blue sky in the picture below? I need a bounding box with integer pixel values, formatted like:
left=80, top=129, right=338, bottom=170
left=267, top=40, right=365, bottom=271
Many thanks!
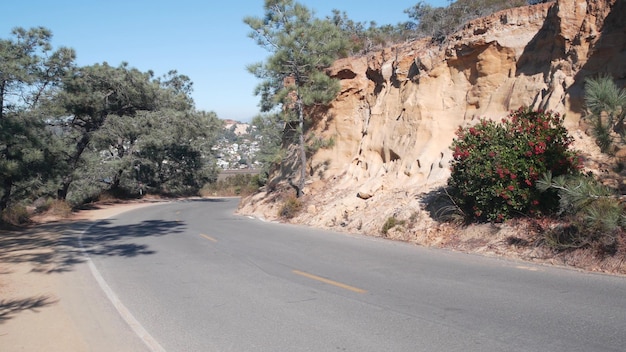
left=1, top=0, right=448, bottom=122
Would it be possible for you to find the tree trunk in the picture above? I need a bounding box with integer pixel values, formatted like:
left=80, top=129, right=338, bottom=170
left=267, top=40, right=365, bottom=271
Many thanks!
left=0, top=177, right=13, bottom=211
left=58, top=134, right=90, bottom=200
left=57, top=175, right=71, bottom=200
left=0, top=81, right=5, bottom=120
left=110, top=168, right=124, bottom=193
left=296, top=97, right=306, bottom=198
left=110, top=142, right=128, bottom=193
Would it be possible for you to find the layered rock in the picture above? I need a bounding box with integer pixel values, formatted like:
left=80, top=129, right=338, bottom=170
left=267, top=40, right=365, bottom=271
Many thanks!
left=238, top=0, right=626, bottom=240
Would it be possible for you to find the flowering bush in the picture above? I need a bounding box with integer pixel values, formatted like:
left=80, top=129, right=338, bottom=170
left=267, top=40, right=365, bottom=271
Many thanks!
left=448, top=107, right=582, bottom=222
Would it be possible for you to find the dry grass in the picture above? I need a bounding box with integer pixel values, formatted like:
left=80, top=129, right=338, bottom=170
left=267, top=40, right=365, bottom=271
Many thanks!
left=200, top=174, right=260, bottom=198
left=1, top=206, right=30, bottom=226
left=422, top=218, right=626, bottom=275
left=278, top=195, right=303, bottom=219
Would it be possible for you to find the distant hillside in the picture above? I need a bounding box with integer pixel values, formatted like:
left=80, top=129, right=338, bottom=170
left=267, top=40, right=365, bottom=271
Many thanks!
left=214, top=120, right=261, bottom=170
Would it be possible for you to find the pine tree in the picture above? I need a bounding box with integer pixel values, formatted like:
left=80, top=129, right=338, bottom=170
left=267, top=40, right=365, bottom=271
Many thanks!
left=56, top=63, right=217, bottom=202
left=0, top=27, right=75, bottom=210
left=244, top=0, right=347, bottom=197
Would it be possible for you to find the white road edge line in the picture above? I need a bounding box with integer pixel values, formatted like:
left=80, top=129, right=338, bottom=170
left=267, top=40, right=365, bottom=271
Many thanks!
left=80, top=220, right=167, bottom=352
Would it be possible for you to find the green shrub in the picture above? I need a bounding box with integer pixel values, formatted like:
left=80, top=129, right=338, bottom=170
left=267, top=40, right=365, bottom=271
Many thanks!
left=537, top=172, right=624, bottom=252
left=584, top=74, right=626, bottom=154
left=448, top=106, right=582, bottom=222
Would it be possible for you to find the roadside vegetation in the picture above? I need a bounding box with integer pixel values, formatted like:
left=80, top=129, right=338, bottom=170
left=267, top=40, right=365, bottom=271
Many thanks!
left=200, top=173, right=262, bottom=198
left=0, top=27, right=221, bottom=225
left=438, top=74, right=626, bottom=258
left=447, top=107, right=582, bottom=223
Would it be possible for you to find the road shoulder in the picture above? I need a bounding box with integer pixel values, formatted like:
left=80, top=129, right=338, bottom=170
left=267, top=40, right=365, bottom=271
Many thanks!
left=0, top=201, right=162, bottom=352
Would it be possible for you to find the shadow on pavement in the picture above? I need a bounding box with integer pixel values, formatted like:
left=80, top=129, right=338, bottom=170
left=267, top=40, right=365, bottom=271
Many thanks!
left=0, top=295, right=57, bottom=324
left=0, top=207, right=186, bottom=322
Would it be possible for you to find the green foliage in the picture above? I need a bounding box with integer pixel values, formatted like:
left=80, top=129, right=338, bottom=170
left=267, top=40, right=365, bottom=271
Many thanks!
left=245, top=1, right=346, bottom=114
left=306, top=134, right=335, bottom=155
left=54, top=62, right=161, bottom=199
left=537, top=172, right=624, bottom=251
left=584, top=74, right=626, bottom=119
left=134, top=111, right=220, bottom=196
left=328, top=1, right=537, bottom=55
left=279, top=195, right=303, bottom=219
left=0, top=27, right=75, bottom=210
left=536, top=172, right=614, bottom=216
left=405, top=0, right=529, bottom=42
left=381, top=216, right=406, bottom=236
left=329, top=10, right=416, bottom=56
left=584, top=74, right=626, bottom=154
left=250, top=113, right=284, bottom=185
left=448, top=107, right=582, bottom=222
left=245, top=0, right=347, bottom=197
left=1, top=27, right=222, bottom=210
left=55, top=62, right=219, bottom=200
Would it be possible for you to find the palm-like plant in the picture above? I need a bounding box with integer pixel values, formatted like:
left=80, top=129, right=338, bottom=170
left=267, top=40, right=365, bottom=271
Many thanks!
left=584, top=75, right=626, bottom=153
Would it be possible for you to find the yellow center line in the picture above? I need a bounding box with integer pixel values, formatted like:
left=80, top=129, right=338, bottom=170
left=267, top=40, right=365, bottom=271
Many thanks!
left=292, top=270, right=367, bottom=294
left=200, top=234, right=218, bottom=242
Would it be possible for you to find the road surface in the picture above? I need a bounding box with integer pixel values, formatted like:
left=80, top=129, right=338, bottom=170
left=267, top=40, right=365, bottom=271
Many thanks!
left=81, top=198, right=626, bottom=351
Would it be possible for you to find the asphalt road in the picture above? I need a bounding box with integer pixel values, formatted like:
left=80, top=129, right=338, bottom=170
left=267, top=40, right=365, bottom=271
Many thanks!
left=82, top=198, right=626, bottom=352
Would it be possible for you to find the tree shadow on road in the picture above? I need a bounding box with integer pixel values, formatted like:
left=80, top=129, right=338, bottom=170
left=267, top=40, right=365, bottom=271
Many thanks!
left=0, top=296, right=57, bottom=324
left=0, top=218, right=185, bottom=274
left=79, top=219, right=185, bottom=259
left=0, top=210, right=185, bottom=323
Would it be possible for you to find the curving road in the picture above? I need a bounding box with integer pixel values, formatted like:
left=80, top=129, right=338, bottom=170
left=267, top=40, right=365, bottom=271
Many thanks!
left=82, top=198, right=626, bottom=352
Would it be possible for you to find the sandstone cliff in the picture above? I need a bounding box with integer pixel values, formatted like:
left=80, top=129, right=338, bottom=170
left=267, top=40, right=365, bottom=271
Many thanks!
left=238, top=0, right=626, bottom=245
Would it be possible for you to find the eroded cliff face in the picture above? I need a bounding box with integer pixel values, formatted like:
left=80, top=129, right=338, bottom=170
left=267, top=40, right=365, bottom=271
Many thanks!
left=238, top=0, right=626, bottom=241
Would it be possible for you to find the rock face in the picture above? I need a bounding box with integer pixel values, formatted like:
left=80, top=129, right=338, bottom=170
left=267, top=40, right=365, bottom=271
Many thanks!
left=238, top=0, right=626, bottom=240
